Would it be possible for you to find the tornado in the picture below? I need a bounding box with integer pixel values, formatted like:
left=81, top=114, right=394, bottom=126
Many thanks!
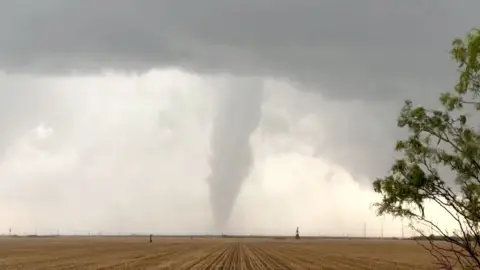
left=207, top=79, right=263, bottom=232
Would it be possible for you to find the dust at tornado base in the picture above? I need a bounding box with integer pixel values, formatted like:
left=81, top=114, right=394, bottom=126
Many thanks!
left=0, top=237, right=438, bottom=269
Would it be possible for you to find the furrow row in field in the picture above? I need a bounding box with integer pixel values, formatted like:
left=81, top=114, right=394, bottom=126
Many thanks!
left=202, top=243, right=236, bottom=270
left=235, top=243, right=248, bottom=270
left=181, top=244, right=229, bottom=270
left=4, top=241, right=184, bottom=269
left=243, top=243, right=265, bottom=269
left=273, top=243, right=425, bottom=270
left=250, top=245, right=294, bottom=270
left=271, top=244, right=353, bottom=270
left=162, top=243, right=223, bottom=270
left=0, top=238, right=439, bottom=269
left=98, top=243, right=196, bottom=269
left=4, top=245, right=149, bottom=269
left=247, top=244, right=288, bottom=269
left=255, top=243, right=320, bottom=270
left=222, top=244, right=240, bottom=269
left=277, top=243, right=378, bottom=269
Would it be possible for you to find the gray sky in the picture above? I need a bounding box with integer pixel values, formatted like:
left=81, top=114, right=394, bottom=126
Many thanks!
left=0, top=0, right=477, bottom=236
left=1, top=0, right=478, bottom=99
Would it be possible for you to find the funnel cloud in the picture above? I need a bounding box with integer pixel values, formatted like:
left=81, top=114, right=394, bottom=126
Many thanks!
left=207, top=79, right=263, bottom=231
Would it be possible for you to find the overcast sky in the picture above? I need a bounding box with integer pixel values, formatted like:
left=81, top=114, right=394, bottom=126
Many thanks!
left=0, top=0, right=478, bottom=236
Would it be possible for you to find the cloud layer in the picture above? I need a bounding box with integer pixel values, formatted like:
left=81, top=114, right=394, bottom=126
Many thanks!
left=1, top=0, right=479, bottom=100
left=0, top=70, right=458, bottom=236
left=0, top=1, right=478, bottom=236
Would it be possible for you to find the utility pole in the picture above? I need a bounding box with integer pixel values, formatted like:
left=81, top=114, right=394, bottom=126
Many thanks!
left=401, top=218, right=405, bottom=239
left=381, top=221, right=384, bottom=239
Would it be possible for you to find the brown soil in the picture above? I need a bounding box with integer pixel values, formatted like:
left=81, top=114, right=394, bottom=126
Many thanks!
left=0, top=237, right=438, bottom=269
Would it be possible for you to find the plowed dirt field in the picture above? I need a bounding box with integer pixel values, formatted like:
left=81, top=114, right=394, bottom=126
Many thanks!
left=0, top=237, right=437, bottom=269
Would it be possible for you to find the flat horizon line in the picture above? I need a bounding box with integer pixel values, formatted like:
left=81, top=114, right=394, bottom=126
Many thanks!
left=0, top=234, right=413, bottom=240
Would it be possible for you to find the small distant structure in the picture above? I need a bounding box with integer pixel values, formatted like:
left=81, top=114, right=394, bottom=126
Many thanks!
left=149, top=234, right=153, bottom=243
left=295, top=227, right=300, bottom=240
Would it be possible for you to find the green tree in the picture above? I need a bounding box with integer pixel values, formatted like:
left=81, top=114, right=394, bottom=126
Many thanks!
left=373, top=29, right=480, bottom=269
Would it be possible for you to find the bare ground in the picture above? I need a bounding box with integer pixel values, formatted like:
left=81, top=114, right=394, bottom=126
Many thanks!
left=0, top=237, right=438, bottom=269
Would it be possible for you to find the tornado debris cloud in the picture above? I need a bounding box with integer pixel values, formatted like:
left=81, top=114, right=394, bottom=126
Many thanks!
left=207, top=79, right=263, bottom=232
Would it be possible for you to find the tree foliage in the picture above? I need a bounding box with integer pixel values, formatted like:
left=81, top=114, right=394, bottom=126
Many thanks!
left=373, top=29, right=480, bottom=269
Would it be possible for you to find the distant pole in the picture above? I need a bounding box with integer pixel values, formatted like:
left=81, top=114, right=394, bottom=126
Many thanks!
left=8, top=228, right=11, bottom=236
left=401, top=218, right=405, bottom=239
left=381, top=220, right=384, bottom=239
left=363, top=222, right=367, bottom=238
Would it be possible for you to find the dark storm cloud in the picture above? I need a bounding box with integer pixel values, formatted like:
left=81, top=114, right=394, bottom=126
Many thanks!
left=1, top=0, right=479, bottom=100
left=0, top=0, right=479, bottom=186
